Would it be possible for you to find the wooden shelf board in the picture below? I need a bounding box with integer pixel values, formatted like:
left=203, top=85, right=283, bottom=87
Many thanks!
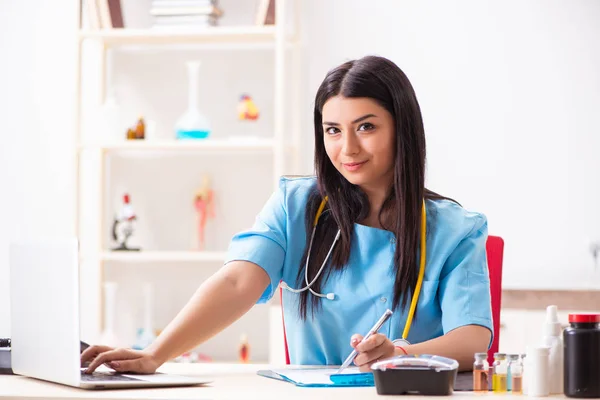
left=81, top=138, right=278, bottom=152
left=79, top=26, right=276, bottom=46
left=100, top=250, right=228, bottom=263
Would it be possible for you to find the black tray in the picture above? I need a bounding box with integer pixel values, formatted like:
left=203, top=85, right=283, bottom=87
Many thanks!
left=373, top=365, right=457, bottom=395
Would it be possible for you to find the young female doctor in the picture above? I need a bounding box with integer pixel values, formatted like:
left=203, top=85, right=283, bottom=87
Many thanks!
left=82, top=55, right=493, bottom=374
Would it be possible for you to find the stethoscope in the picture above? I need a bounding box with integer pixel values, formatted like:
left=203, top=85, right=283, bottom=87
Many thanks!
left=281, top=196, right=428, bottom=344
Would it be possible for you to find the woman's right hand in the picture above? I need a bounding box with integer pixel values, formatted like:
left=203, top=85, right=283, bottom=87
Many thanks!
left=81, top=345, right=162, bottom=375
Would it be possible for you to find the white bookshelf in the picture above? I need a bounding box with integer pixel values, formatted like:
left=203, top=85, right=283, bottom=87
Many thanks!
left=75, top=0, right=301, bottom=363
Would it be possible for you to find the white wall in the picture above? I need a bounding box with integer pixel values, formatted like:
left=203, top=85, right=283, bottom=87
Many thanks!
left=0, top=1, right=78, bottom=336
left=300, top=0, right=600, bottom=289
left=2, top=0, right=599, bottom=349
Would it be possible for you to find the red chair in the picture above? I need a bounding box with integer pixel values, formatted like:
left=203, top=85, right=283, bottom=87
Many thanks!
left=281, top=235, right=505, bottom=365
left=486, top=235, right=504, bottom=363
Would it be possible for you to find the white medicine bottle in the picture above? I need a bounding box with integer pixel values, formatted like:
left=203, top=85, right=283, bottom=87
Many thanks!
left=526, top=345, right=550, bottom=397
left=541, top=305, right=564, bottom=394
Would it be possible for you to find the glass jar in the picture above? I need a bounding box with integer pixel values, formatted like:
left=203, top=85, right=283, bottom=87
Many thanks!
left=492, top=352, right=508, bottom=392
left=564, top=314, right=600, bottom=398
left=473, top=352, right=490, bottom=392
left=508, top=354, right=523, bottom=393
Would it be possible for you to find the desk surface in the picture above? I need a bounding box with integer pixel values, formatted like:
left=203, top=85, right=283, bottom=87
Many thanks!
left=0, top=363, right=563, bottom=400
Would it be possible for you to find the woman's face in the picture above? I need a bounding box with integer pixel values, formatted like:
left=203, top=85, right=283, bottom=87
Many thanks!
left=322, top=95, right=396, bottom=191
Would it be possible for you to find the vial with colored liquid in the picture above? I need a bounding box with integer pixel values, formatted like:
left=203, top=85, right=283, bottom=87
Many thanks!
left=492, top=353, right=508, bottom=392
left=508, top=354, right=524, bottom=394
left=239, top=334, right=250, bottom=363
left=506, top=354, right=515, bottom=391
left=473, top=352, right=490, bottom=393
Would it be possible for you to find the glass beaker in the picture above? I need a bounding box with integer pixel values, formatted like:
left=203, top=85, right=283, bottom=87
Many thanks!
left=175, top=60, right=211, bottom=140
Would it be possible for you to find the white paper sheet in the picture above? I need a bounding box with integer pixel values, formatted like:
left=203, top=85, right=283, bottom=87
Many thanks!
left=271, top=367, right=363, bottom=385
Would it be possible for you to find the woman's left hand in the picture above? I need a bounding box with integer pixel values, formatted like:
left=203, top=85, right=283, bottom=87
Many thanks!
left=350, top=333, right=397, bottom=372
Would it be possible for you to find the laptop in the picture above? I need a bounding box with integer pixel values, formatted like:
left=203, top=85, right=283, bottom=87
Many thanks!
left=9, top=238, right=212, bottom=389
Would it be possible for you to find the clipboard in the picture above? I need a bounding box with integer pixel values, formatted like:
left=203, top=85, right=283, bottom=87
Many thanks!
left=257, top=367, right=374, bottom=387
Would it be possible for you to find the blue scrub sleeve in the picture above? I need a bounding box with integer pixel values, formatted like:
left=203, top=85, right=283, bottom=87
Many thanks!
left=438, top=215, right=494, bottom=347
left=224, top=179, right=287, bottom=303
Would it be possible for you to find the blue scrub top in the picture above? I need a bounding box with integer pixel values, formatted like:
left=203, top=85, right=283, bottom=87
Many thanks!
left=225, top=176, right=493, bottom=365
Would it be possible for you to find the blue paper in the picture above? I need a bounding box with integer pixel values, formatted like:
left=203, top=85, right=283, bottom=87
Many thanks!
left=257, top=367, right=374, bottom=387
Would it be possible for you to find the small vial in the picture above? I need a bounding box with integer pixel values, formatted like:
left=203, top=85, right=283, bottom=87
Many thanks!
left=238, top=334, right=250, bottom=363
left=508, top=354, right=523, bottom=394
left=521, top=353, right=528, bottom=394
left=492, top=352, right=508, bottom=392
left=507, top=353, right=517, bottom=391
left=473, top=352, right=490, bottom=393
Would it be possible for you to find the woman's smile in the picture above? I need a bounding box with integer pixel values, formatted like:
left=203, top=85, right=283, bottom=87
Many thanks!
left=342, top=160, right=368, bottom=171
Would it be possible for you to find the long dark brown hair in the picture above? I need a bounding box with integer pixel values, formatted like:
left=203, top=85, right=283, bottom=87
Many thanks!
left=297, top=55, right=455, bottom=319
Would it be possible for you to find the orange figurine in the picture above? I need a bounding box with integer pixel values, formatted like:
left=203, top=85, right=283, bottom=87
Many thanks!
left=134, top=117, right=145, bottom=139
left=193, top=175, right=215, bottom=251
left=125, top=116, right=146, bottom=140
left=237, top=94, right=259, bottom=121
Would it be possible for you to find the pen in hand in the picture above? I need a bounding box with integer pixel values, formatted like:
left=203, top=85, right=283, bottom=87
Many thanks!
left=336, top=309, right=393, bottom=374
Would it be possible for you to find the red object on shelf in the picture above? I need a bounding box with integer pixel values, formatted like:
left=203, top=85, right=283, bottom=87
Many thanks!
left=239, top=334, right=250, bottom=363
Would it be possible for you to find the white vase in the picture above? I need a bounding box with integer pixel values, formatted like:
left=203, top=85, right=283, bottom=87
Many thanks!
left=94, top=88, right=124, bottom=142
left=100, top=282, right=120, bottom=347
left=175, top=61, right=211, bottom=140
left=135, top=282, right=157, bottom=349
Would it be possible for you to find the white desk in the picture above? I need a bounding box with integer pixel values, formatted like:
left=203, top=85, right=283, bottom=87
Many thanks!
left=0, top=363, right=563, bottom=400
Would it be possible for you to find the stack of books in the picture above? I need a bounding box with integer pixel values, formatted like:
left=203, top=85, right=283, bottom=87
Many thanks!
left=85, top=0, right=125, bottom=30
left=150, top=0, right=223, bottom=29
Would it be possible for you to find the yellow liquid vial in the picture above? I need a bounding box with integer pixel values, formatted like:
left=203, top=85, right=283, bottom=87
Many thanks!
left=493, top=374, right=507, bottom=392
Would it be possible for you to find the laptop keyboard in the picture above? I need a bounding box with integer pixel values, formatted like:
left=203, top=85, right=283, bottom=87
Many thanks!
left=81, top=372, right=142, bottom=382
